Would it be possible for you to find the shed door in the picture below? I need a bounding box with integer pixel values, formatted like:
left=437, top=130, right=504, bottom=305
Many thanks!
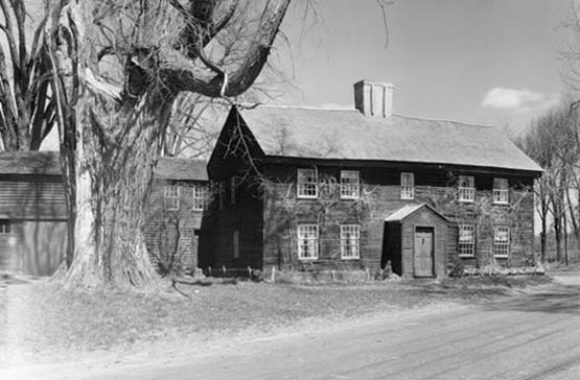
left=414, top=227, right=434, bottom=278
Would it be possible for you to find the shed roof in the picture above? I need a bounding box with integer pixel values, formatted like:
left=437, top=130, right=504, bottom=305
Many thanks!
left=0, top=151, right=208, bottom=181
left=385, top=203, right=449, bottom=222
left=0, top=151, right=61, bottom=175
left=236, top=106, right=542, bottom=173
left=153, top=157, right=208, bottom=181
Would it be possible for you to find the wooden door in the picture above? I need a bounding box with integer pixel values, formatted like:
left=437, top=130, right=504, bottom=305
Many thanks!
left=414, top=227, right=434, bottom=277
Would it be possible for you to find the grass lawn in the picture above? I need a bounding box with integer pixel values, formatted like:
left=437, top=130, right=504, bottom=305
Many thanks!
left=0, top=273, right=552, bottom=363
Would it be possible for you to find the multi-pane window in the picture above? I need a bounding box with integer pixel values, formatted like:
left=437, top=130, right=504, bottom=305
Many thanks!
left=400, top=172, right=415, bottom=199
left=458, top=175, right=475, bottom=202
left=0, top=220, right=10, bottom=234
left=297, top=168, right=318, bottom=198
left=297, top=224, right=319, bottom=260
left=341, top=224, right=360, bottom=259
left=192, top=185, right=208, bottom=211
left=458, top=224, right=475, bottom=257
left=493, top=178, right=509, bottom=204
left=494, top=227, right=510, bottom=258
left=164, top=185, right=180, bottom=211
left=340, top=170, right=360, bottom=199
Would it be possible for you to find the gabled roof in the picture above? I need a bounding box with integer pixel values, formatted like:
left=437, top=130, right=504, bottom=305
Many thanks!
left=235, top=105, right=542, bottom=173
left=153, top=157, right=208, bottom=181
left=385, top=203, right=449, bottom=222
left=0, top=151, right=61, bottom=175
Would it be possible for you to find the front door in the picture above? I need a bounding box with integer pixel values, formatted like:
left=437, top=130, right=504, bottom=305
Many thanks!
left=414, top=227, right=434, bottom=277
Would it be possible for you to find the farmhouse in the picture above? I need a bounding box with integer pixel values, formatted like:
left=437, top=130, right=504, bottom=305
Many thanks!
left=0, top=152, right=209, bottom=276
left=203, top=80, right=543, bottom=278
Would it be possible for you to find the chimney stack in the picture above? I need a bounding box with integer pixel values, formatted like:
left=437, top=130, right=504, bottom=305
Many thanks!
left=354, top=80, right=394, bottom=118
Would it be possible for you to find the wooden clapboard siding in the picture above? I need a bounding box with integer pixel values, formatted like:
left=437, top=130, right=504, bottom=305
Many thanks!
left=21, top=221, right=67, bottom=276
left=0, top=172, right=67, bottom=276
left=143, top=179, right=208, bottom=273
left=255, top=161, right=537, bottom=274
left=0, top=176, right=66, bottom=219
left=200, top=173, right=264, bottom=271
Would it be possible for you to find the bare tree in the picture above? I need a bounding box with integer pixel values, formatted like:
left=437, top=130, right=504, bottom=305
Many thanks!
left=0, top=1, right=55, bottom=151
left=44, top=0, right=291, bottom=288
left=517, top=103, right=578, bottom=263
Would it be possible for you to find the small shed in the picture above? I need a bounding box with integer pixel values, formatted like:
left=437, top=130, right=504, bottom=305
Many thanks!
left=0, top=152, right=67, bottom=276
left=382, top=204, right=449, bottom=278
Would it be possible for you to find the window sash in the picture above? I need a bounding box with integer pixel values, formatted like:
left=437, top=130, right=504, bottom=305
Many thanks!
left=164, top=185, right=180, bottom=210
left=298, top=224, right=319, bottom=259
left=458, top=225, right=475, bottom=257
left=192, top=185, right=208, bottom=211
left=340, top=224, right=360, bottom=259
left=400, top=172, right=415, bottom=199
left=340, top=170, right=360, bottom=199
left=297, top=169, right=318, bottom=198
left=494, top=227, right=510, bottom=257
left=493, top=178, right=509, bottom=204
left=493, top=189, right=509, bottom=204
left=458, top=176, right=475, bottom=202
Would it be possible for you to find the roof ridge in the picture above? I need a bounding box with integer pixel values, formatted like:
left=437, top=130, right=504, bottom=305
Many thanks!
left=392, top=114, right=494, bottom=128
left=241, top=104, right=494, bottom=128
left=246, top=104, right=357, bottom=112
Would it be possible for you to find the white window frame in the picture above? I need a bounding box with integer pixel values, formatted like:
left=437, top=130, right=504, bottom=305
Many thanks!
left=458, top=175, right=475, bottom=203
left=458, top=224, right=475, bottom=257
left=297, top=168, right=318, bottom=199
left=493, top=178, right=509, bottom=205
left=340, top=224, right=360, bottom=259
left=340, top=170, right=360, bottom=199
left=494, top=226, right=510, bottom=258
left=164, top=185, right=180, bottom=211
left=297, top=224, right=319, bottom=260
left=233, top=230, right=240, bottom=259
left=400, top=172, right=415, bottom=200
left=192, top=185, right=208, bottom=211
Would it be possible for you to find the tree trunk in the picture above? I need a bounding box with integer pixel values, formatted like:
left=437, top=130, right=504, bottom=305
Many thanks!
left=63, top=93, right=173, bottom=288
left=540, top=197, right=548, bottom=262
left=554, top=214, right=561, bottom=263
left=564, top=212, right=569, bottom=266
left=54, top=1, right=174, bottom=288
left=48, top=0, right=290, bottom=288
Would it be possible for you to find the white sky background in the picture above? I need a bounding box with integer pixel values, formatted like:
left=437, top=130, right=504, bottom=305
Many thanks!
left=269, top=0, right=571, bottom=137
left=27, top=0, right=571, bottom=149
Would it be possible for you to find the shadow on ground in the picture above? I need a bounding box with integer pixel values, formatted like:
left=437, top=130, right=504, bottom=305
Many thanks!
left=483, top=283, right=580, bottom=314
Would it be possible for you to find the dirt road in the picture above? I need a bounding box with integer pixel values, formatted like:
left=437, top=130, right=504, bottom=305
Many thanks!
left=3, top=276, right=580, bottom=380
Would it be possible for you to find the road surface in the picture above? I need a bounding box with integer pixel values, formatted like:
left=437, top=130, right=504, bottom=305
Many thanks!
left=3, top=275, right=580, bottom=380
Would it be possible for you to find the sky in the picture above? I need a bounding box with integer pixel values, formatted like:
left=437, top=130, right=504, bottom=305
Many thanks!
left=267, top=0, right=571, bottom=136
left=33, top=0, right=571, bottom=150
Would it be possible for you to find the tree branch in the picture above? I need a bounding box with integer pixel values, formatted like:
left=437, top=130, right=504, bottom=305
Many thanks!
left=159, top=0, right=290, bottom=97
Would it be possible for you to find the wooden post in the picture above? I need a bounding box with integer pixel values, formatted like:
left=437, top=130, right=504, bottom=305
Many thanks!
left=271, top=266, right=276, bottom=283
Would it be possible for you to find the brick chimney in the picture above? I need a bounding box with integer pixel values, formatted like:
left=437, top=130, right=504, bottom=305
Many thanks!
left=354, top=80, right=394, bottom=118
